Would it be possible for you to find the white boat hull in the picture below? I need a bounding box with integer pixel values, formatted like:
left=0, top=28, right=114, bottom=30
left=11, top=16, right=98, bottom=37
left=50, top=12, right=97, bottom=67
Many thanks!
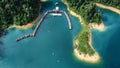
left=50, top=13, right=62, bottom=16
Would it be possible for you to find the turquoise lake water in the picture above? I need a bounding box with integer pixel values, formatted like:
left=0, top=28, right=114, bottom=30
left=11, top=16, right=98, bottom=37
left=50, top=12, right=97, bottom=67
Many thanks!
left=0, top=0, right=120, bottom=68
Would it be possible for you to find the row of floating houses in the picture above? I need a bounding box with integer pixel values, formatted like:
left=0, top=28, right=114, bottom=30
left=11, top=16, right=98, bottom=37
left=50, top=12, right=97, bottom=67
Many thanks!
left=16, top=6, right=72, bottom=41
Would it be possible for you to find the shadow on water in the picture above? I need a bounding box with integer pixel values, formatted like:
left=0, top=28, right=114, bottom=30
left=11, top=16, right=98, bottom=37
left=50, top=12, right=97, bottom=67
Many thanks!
left=0, top=40, right=5, bottom=60
left=0, top=32, right=3, bottom=37
left=0, top=30, right=8, bottom=37
left=0, top=29, right=10, bottom=60
left=40, top=1, right=53, bottom=13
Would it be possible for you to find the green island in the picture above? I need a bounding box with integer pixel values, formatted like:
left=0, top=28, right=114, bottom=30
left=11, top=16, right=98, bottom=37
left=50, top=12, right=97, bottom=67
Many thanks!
left=0, top=0, right=40, bottom=33
left=63, top=0, right=120, bottom=63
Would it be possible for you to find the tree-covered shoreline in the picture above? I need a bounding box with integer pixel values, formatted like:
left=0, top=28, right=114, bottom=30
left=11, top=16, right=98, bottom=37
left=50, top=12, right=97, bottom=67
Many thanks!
left=66, top=0, right=101, bottom=25
left=0, top=0, right=40, bottom=32
left=64, top=0, right=120, bottom=57
left=94, top=0, right=120, bottom=9
left=65, top=0, right=102, bottom=56
left=66, top=0, right=120, bottom=25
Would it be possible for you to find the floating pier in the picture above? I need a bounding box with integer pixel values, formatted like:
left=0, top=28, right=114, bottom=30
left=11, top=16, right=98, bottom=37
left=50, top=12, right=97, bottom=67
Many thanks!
left=16, top=6, right=72, bottom=41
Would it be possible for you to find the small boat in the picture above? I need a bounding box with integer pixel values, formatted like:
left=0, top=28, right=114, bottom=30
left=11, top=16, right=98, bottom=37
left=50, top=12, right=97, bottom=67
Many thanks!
left=50, top=13, right=62, bottom=16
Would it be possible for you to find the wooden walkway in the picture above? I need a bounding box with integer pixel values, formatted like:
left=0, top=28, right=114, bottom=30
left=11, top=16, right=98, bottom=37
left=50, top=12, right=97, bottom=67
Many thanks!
left=16, top=9, right=72, bottom=41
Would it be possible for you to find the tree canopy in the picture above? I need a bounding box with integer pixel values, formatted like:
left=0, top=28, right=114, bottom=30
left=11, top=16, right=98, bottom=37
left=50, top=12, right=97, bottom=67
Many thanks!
left=66, top=0, right=120, bottom=25
left=0, top=0, right=40, bottom=31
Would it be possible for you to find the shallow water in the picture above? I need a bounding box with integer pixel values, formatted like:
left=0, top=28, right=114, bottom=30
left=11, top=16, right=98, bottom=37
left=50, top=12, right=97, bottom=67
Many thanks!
left=0, top=0, right=120, bottom=68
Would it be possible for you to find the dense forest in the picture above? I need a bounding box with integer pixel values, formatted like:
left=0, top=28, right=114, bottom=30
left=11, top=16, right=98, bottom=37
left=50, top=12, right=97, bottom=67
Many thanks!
left=0, top=0, right=40, bottom=32
left=66, top=0, right=120, bottom=25
left=93, top=0, right=120, bottom=9
left=66, top=0, right=101, bottom=25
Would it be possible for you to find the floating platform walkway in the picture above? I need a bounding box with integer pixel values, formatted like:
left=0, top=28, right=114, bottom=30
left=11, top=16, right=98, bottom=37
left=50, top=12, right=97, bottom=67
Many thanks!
left=16, top=6, right=72, bottom=42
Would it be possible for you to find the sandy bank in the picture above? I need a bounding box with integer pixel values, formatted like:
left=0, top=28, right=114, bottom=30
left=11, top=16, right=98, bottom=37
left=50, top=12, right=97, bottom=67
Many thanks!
left=63, top=0, right=101, bottom=63
left=74, top=49, right=100, bottom=63
left=63, top=1, right=83, bottom=25
left=74, top=29, right=101, bottom=63
left=68, top=7, right=105, bottom=31
left=10, top=16, right=40, bottom=29
left=96, top=3, right=120, bottom=14
left=41, top=0, right=47, bottom=2
left=63, top=0, right=105, bottom=31
left=89, top=22, right=105, bottom=31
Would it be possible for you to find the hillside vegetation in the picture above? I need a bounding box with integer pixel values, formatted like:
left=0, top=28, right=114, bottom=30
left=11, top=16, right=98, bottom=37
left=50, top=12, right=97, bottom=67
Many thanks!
left=65, top=0, right=120, bottom=56
left=66, top=0, right=120, bottom=24
left=0, top=0, right=40, bottom=31
left=66, top=0, right=101, bottom=25
left=93, top=0, right=120, bottom=9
